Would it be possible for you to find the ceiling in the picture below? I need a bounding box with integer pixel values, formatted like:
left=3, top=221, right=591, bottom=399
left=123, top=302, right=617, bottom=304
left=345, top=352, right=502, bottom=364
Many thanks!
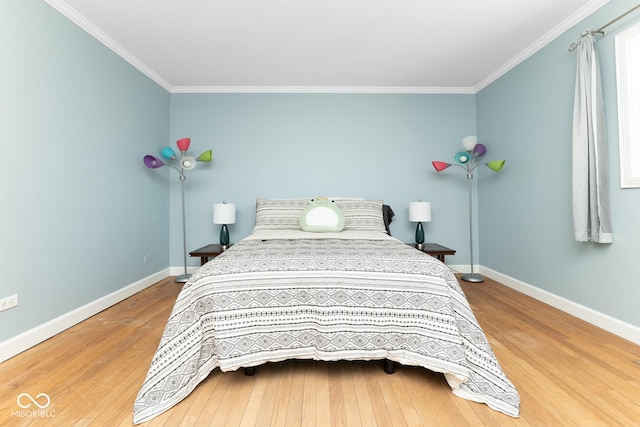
left=45, top=0, right=609, bottom=93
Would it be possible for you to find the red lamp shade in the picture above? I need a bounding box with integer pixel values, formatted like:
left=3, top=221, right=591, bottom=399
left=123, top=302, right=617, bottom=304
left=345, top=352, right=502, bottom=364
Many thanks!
left=432, top=161, right=451, bottom=172
left=176, top=137, right=191, bottom=152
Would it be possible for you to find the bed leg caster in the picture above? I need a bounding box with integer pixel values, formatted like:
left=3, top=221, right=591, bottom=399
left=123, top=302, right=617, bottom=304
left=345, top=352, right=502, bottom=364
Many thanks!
left=383, top=359, right=396, bottom=374
left=243, top=367, right=256, bottom=376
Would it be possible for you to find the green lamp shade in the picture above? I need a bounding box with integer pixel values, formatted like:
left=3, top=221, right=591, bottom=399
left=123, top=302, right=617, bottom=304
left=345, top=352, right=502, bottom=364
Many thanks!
left=485, top=160, right=506, bottom=172
left=196, top=149, right=213, bottom=162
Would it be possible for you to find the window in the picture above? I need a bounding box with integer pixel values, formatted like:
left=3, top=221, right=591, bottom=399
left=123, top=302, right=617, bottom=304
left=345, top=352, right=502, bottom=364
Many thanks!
left=615, top=22, right=640, bottom=188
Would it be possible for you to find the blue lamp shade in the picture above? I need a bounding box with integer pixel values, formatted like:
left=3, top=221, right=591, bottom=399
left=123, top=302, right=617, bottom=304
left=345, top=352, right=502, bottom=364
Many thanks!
left=143, top=155, right=165, bottom=169
left=161, top=146, right=177, bottom=159
left=455, top=151, right=471, bottom=164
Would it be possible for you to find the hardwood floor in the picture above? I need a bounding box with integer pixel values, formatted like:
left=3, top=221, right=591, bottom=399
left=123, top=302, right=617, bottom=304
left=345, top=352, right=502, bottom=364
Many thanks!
left=1, top=275, right=639, bottom=426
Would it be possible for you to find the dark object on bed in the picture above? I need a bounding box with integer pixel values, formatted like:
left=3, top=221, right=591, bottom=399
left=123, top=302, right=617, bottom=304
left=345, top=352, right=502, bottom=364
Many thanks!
left=383, top=204, right=394, bottom=234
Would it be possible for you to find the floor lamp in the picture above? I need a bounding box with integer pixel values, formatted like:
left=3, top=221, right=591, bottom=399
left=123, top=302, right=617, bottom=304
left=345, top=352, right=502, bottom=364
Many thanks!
left=143, top=138, right=212, bottom=283
left=432, top=136, right=505, bottom=283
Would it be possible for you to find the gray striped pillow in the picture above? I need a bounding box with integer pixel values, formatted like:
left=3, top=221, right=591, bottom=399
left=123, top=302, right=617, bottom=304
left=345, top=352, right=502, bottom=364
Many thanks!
left=336, top=199, right=386, bottom=232
left=253, top=198, right=309, bottom=230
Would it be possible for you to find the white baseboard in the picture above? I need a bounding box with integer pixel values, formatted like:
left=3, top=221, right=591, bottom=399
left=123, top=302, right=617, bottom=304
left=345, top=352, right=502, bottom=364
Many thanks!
left=480, top=266, right=640, bottom=345
left=0, top=268, right=170, bottom=363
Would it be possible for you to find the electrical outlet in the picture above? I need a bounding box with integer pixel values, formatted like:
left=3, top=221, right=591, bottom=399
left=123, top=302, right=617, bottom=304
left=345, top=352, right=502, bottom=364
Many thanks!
left=0, top=294, right=19, bottom=312
left=144, top=254, right=152, bottom=263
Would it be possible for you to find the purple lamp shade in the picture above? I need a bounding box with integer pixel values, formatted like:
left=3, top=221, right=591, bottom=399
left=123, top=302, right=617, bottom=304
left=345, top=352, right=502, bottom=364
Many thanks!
left=143, top=155, right=165, bottom=169
left=432, top=161, right=451, bottom=172
left=473, top=143, right=487, bottom=156
left=176, top=138, right=191, bottom=152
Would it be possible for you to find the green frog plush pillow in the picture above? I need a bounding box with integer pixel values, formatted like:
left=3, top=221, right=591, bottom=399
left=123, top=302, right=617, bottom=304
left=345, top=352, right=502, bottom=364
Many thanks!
left=299, top=198, right=345, bottom=232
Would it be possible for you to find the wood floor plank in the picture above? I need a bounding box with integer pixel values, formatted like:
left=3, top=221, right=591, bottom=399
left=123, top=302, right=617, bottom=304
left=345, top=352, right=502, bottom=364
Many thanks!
left=314, top=361, right=332, bottom=427
left=328, top=362, right=347, bottom=426
left=349, top=363, right=377, bottom=427
left=239, top=366, right=270, bottom=427
left=363, top=365, right=393, bottom=427
left=300, top=360, right=318, bottom=426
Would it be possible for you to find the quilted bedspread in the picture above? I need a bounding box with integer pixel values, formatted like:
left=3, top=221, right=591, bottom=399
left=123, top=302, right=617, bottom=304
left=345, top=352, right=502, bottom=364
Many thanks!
left=133, top=233, right=520, bottom=423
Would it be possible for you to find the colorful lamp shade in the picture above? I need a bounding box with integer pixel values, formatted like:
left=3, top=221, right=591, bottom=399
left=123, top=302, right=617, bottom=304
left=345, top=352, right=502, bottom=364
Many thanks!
left=473, top=143, right=487, bottom=156
left=213, top=201, right=236, bottom=248
left=455, top=151, right=471, bottom=164
left=431, top=136, right=505, bottom=283
left=432, top=161, right=451, bottom=172
left=486, top=160, right=506, bottom=172
left=161, top=146, right=177, bottom=159
left=143, top=155, right=165, bottom=169
left=142, top=138, right=213, bottom=283
left=176, top=137, right=191, bottom=152
left=197, top=150, right=213, bottom=162
left=409, top=201, right=431, bottom=249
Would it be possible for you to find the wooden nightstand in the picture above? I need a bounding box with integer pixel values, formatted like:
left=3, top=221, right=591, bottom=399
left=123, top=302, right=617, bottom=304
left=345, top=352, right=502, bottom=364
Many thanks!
left=409, top=243, right=456, bottom=263
left=189, top=243, right=231, bottom=266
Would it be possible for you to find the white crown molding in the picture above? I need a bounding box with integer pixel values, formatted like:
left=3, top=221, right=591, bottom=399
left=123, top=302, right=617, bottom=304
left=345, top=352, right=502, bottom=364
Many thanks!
left=169, top=85, right=476, bottom=95
left=43, top=0, right=172, bottom=92
left=475, top=0, right=610, bottom=92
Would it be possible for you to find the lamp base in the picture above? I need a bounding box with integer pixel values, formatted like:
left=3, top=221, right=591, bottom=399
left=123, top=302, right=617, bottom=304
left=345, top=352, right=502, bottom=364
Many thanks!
left=461, top=273, right=484, bottom=283
left=174, top=273, right=192, bottom=283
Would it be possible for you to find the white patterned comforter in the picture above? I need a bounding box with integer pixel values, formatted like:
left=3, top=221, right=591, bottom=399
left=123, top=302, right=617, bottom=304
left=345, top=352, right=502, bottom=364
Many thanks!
left=133, top=232, right=519, bottom=423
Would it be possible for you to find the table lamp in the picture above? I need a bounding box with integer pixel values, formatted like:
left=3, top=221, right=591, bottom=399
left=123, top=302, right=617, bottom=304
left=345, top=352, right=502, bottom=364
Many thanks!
left=409, top=200, right=431, bottom=250
left=213, top=201, right=236, bottom=250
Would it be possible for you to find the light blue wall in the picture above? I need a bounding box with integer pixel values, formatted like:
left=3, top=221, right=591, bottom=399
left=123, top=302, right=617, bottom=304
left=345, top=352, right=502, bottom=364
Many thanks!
left=477, top=0, right=640, bottom=327
left=167, top=94, right=477, bottom=267
left=0, top=0, right=170, bottom=341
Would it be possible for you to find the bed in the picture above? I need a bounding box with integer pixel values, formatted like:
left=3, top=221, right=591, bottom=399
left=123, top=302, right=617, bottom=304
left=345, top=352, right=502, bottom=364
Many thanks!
left=133, top=198, right=520, bottom=424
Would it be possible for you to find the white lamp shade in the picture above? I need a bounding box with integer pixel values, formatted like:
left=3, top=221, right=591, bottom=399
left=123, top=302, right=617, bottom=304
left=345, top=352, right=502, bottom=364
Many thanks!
left=409, top=201, right=431, bottom=222
left=213, top=202, right=236, bottom=224
left=462, top=136, right=478, bottom=151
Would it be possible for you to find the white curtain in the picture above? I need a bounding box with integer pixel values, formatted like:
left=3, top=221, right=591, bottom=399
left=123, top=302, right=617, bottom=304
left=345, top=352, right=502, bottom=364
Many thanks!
left=572, top=32, right=613, bottom=243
